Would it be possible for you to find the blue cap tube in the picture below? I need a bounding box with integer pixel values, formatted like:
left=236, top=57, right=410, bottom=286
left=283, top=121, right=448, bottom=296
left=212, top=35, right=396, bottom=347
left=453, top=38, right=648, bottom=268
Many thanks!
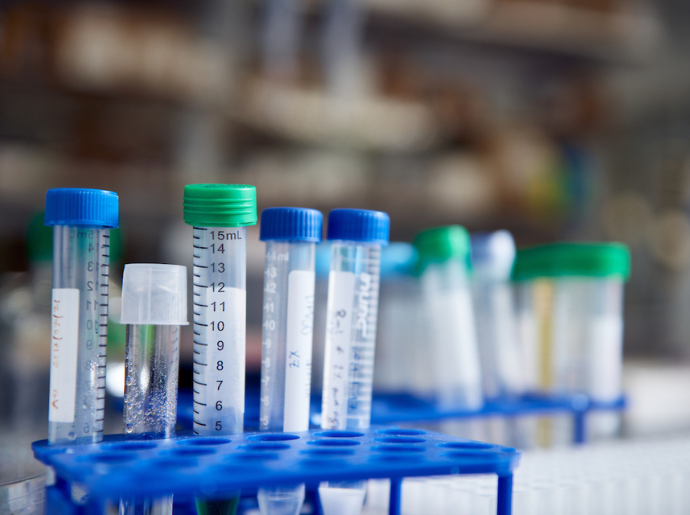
left=45, top=188, right=119, bottom=445
left=258, top=208, right=323, bottom=515
left=319, top=208, right=389, bottom=511
left=321, top=208, right=389, bottom=430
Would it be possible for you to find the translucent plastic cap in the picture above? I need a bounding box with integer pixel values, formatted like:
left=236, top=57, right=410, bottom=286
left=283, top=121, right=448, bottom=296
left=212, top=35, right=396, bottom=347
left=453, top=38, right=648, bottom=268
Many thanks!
left=471, top=230, right=516, bottom=280
left=121, top=264, right=188, bottom=325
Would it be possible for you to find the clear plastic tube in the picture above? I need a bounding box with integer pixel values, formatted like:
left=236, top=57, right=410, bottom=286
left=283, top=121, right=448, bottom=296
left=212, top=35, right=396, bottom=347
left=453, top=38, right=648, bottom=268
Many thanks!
left=319, top=241, right=381, bottom=515
left=192, top=227, right=247, bottom=436
left=258, top=240, right=315, bottom=515
left=191, top=226, right=246, bottom=515
left=119, top=263, right=186, bottom=515
left=420, top=260, right=483, bottom=411
left=123, top=325, right=180, bottom=437
left=260, top=240, right=315, bottom=432
left=517, top=277, right=625, bottom=446
left=321, top=241, right=381, bottom=431
left=48, top=225, right=110, bottom=444
left=121, top=325, right=180, bottom=515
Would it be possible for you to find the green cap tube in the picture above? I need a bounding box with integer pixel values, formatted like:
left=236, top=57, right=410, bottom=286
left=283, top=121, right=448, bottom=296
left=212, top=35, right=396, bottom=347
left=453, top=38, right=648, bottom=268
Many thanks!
left=512, top=242, right=631, bottom=281
left=183, top=184, right=257, bottom=227
left=413, top=225, right=471, bottom=273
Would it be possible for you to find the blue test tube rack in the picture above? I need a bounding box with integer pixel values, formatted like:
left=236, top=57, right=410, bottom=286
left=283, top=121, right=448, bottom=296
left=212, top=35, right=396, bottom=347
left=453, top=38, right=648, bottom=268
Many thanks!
left=33, top=428, right=520, bottom=515
left=173, top=390, right=625, bottom=446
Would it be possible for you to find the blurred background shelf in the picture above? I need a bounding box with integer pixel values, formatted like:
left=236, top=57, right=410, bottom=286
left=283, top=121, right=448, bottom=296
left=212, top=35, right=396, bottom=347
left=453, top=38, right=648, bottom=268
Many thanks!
left=0, top=0, right=688, bottom=363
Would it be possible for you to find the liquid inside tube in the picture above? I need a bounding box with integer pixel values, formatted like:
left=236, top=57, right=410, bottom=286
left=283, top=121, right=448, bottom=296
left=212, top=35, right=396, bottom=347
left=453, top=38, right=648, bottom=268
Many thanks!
left=123, top=325, right=180, bottom=437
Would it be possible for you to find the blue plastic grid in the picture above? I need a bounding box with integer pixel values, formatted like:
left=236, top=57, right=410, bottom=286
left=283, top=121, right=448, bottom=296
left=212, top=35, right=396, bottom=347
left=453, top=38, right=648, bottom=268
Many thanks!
left=33, top=428, right=520, bottom=515
left=170, top=390, right=626, bottom=445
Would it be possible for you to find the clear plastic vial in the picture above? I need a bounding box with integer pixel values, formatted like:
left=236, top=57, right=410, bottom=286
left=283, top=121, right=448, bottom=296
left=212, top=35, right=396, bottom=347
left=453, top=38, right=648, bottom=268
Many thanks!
left=471, top=231, right=525, bottom=447
left=319, top=209, right=389, bottom=515
left=373, top=243, right=423, bottom=394
left=470, top=231, right=523, bottom=400
left=259, top=208, right=322, bottom=432
left=413, top=226, right=483, bottom=411
left=119, top=263, right=187, bottom=515
left=257, top=207, right=322, bottom=515
left=512, top=243, right=630, bottom=446
left=183, top=184, right=257, bottom=437
left=44, top=188, right=119, bottom=445
left=321, top=209, right=389, bottom=431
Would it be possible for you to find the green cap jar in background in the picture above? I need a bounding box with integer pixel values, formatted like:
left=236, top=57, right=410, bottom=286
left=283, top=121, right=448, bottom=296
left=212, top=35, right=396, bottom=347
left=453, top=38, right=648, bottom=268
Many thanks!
left=413, top=225, right=472, bottom=273
left=511, top=242, right=631, bottom=282
left=183, top=184, right=257, bottom=227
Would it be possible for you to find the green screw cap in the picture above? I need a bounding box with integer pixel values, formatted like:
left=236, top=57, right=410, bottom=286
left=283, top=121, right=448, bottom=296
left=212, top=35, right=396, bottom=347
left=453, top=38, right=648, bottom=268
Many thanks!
left=183, top=184, right=257, bottom=228
left=413, top=225, right=471, bottom=272
left=512, top=242, right=631, bottom=282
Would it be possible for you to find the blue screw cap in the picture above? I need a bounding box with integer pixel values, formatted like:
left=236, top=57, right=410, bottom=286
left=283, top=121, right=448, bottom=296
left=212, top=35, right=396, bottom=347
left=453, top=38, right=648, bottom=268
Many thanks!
left=327, top=209, right=390, bottom=246
left=45, top=188, right=119, bottom=228
left=260, top=207, right=323, bottom=242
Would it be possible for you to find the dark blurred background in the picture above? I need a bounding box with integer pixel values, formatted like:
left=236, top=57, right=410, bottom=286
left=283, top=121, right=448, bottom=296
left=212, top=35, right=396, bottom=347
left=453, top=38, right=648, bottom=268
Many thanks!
left=0, top=0, right=689, bottom=368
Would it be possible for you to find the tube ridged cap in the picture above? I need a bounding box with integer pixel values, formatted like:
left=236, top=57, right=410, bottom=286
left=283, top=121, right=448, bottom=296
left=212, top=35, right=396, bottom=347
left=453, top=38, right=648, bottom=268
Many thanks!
left=260, top=207, right=323, bottom=242
left=45, top=188, right=119, bottom=228
left=512, top=242, right=631, bottom=281
left=183, top=184, right=257, bottom=227
left=326, top=209, right=390, bottom=246
left=120, top=264, right=188, bottom=325
left=414, top=225, right=471, bottom=272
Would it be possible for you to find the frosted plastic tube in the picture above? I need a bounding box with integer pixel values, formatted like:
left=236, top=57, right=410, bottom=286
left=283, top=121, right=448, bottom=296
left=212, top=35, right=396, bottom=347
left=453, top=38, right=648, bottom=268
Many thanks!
left=470, top=231, right=523, bottom=399
left=512, top=243, right=630, bottom=446
left=191, top=226, right=247, bottom=435
left=422, top=261, right=483, bottom=409
left=183, top=184, right=257, bottom=515
left=321, top=241, right=382, bottom=430
left=373, top=243, right=420, bottom=393
left=45, top=188, right=119, bottom=445
left=257, top=207, right=322, bottom=515
left=319, top=209, right=389, bottom=515
left=183, top=184, right=257, bottom=437
left=259, top=240, right=316, bottom=431
left=414, top=226, right=483, bottom=412
left=120, top=263, right=187, bottom=515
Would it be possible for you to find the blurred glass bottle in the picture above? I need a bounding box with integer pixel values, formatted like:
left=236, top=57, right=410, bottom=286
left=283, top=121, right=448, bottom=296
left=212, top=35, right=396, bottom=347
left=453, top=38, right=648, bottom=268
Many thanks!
left=0, top=213, right=52, bottom=435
